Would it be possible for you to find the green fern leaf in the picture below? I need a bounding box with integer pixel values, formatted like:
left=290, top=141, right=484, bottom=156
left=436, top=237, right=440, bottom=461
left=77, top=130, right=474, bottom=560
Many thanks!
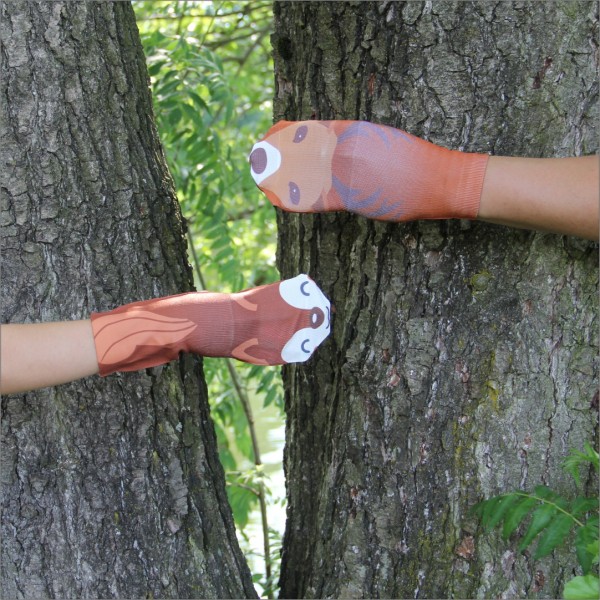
left=534, top=512, right=572, bottom=559
left=518, top=502, right=558, bottom=552
left=471, top=495, right=503, bottom=529
left=484, top=494, right=521, bottom=531
left=575, top=516, right=599, bottom=574
left=571, top=497, right=599, bottom=519
left=532, top=484, right=560, bottom=502
left=502, top=495, right=538, bottom=539
left=562, top=443, right=600, bottom=486
left=563, top=575, right=600, bottom=600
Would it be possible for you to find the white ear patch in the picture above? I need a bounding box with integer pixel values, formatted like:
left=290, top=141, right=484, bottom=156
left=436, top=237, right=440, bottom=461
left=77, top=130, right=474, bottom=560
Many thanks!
left=279, top=274, right=329, bottom=309
left=279, top=274, right=331, bottom=363
left=282, top=328, right=326, bottom=363
left=249, top=140, right=281, bottom=185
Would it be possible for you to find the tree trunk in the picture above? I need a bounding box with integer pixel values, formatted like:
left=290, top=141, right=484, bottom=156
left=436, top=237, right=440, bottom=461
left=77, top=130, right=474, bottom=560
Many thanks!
left=0, top=2, right=256, bottom=598
left=273, top=2, right=598, bottom=598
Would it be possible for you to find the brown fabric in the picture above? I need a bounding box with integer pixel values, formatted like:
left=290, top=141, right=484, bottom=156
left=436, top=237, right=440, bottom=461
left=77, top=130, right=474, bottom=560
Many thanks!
left=91, top=278, right=331, bottom=375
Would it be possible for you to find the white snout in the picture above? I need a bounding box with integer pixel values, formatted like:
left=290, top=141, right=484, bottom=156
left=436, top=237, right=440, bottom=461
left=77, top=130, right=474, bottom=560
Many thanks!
left=249, top=140, right=281, bottom=185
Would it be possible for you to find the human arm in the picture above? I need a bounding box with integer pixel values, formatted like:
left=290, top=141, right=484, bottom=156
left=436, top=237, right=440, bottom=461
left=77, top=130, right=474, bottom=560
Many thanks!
left=0, top=275, right=331, bottom=395
left=478, top=155, right=598, bottom=240
left=0, top=321, right=99, bottom=394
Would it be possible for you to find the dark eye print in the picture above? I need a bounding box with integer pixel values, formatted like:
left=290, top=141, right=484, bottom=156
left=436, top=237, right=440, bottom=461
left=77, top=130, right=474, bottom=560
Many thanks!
left=289, top=181, right=300, bottom=205
left=301, top=339, right=311, bottom=354
left=300, top=281, right=310, bottom=296
left=293, top=125, right=308, bottom=143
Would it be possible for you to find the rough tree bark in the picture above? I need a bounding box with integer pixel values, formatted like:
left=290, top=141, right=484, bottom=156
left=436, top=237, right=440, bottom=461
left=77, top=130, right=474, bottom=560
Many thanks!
left=273, top=2, right=598, bottom=598
left=1, top=2, right=256, bottom=598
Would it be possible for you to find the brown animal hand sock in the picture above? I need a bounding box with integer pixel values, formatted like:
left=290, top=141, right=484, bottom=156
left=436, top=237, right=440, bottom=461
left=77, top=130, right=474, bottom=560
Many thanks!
left=91, top=274, right=331, bottom=374
left=249, top=120, right=489, bottom=222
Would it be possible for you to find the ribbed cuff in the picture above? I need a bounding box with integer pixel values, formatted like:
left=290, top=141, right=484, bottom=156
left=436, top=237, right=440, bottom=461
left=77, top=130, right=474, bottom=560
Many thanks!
left=449, top=151, right=490, bottom=220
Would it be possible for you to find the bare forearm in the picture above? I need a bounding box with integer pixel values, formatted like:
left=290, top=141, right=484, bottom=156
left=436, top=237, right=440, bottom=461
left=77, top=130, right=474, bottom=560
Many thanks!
left=478, top=155, right=599, bottom=240
left=0, top=321, right=99, bottom=394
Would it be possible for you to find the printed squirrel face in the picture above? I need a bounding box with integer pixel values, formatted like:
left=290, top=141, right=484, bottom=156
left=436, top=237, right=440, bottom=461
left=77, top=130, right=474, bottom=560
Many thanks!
left=230, top=273, right=331, bottom=365
left=249, top=121, right=339, bottom=212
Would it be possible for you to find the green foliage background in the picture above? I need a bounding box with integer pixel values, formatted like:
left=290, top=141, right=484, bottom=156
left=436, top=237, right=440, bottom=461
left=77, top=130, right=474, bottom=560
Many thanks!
left=133, top=2, right=282, bottom=596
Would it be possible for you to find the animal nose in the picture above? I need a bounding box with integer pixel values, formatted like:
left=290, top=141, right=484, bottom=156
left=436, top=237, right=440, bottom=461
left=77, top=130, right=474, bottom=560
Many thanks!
left=309, top=307, right=324, bottom=329
left=248, top=140, right=281, bottom=185
left=249, top=147, right=267, bottom=174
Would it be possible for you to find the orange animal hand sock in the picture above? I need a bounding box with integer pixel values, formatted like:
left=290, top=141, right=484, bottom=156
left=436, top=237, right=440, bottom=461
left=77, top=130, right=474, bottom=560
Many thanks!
left=249, top=120, right=489, bottom=222
left=91, top=274, right=331, bottom=375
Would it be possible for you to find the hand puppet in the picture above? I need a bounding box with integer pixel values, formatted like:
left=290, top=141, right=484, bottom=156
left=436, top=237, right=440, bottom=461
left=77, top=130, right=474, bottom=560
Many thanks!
left=91, top=274, right=331, bottom=374
left=249, top=120, right=489, bottom=222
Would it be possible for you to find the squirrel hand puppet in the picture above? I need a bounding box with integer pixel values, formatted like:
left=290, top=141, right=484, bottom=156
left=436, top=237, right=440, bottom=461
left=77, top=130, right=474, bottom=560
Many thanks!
left=91, top=274, right=331, bottom=375
left=249, top=120, right=489, bottom=222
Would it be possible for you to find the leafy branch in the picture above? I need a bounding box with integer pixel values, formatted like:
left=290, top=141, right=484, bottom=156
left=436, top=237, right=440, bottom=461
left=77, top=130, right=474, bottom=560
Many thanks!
left=472, top=444, right=599, bottom=599
left=188, top=228, right=275, bottom=598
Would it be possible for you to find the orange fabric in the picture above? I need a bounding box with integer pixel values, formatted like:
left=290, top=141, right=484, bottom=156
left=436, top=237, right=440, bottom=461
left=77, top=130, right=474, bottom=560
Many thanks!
left=91, top=276, right=331, bottom=375
left=249, top=120, right=489, bottom=222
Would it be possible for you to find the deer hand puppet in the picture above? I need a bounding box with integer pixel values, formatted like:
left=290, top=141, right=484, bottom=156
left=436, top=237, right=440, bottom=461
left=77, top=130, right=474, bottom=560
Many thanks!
left=249, top=120, right=489, bottom=222
left=91, top=274, right=331, bottom=375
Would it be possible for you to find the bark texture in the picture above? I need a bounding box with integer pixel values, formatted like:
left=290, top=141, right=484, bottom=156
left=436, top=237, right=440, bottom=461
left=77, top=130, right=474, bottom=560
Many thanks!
left=273, top=2, right=598, bottom=598
left=1, top=2, right=255, bottom=598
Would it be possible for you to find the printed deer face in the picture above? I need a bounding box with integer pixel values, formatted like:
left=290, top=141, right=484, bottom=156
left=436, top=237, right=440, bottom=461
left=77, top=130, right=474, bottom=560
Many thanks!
left=249, top=121, right=338, bottom=212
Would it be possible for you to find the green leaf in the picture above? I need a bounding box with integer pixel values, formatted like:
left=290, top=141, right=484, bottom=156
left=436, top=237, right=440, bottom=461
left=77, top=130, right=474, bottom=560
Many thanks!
left=181, top=103, right=204, bottom=129
left=257, top=371, right=275, bottom=395
left=562, top=443, right=600, bottom=486
left=188, top=90, right=211, bottom=114
left=167, top=107, right=182, bottom=126
left=264, top=386, right=277, bottom=408
left=575, top=523, right=598, bottom=575
left=156, top=78, right=181, bottom=97
left=534, top=512, right=573, bottom=559
left=502, top=495, right=538, bottom=539
left=472, top=496, right=503, bottom=529
left=226, top=479, right=259, bottom=530
left=518, top=502, right=558, bottom=552
left=584, top=441, right=599, bottom=471
left=485, top=494, right=520, bottom=532
left=532, top=485, right=560, bottom=502
left=214, top=245, right=234, bottom=262
left=571, top=497, right=599, bottom=518
left=147, top=59, right=167, bottom=76
left=563, top=575, right=600, bottom=600
left=575, top=517, right=599, bottom=573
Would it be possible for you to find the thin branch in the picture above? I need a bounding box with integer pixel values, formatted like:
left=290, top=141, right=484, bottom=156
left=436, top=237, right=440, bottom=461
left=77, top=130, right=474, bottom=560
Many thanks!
left=202, top=25, right=272, bottom=51
left=187, top=226, right=273, bottom=599
left=224, top=358, right=273, bottom=598
left=204, top=27, right=271, bottom=130
left=227, top=481, right=261, bottom=497
left=135, top=3, right=272, bottom=22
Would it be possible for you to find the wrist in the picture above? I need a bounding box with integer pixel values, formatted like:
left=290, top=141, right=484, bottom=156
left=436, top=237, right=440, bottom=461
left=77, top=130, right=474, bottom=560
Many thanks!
left=442, top=149, right=490, bottom=220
